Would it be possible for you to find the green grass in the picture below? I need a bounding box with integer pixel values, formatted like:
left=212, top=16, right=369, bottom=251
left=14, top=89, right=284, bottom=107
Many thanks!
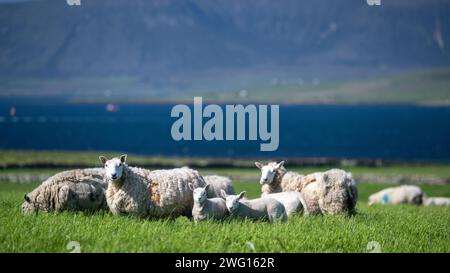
left=2, top=150, right=450, bottom=178
left=1, top=180, right=449, bottom=253
left=2, top=67, right=450, bottom=104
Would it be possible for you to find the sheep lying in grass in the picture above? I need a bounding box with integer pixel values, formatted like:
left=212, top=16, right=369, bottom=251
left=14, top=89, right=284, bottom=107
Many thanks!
left=319, top=169, right=358, bottom=215
left=220, top=190, right=288, bottom=223
left=423, top=196, right=450, bottom=206
left=368, top=185, right=423, bottom=205
left=22, top=168, right=107, bottom=214
left=264, top=191, right=307, bottom=216
left=189, top=183, right=228, bottom=223
left=100, top=155, right=205, bottom=218
left=255, top=161, right=358, bottom=215
left=203, top=175, right=235, bottom=198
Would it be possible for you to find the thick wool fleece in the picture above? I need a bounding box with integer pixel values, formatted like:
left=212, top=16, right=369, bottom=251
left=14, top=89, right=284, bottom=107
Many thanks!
left=105, top=165, right=205, bottom=218
left=22, top=168, right=107, bottom=214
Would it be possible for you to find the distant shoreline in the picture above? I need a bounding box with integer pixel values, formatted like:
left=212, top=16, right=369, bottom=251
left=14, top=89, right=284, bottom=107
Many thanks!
left=2, top=96, right=450, bottom=107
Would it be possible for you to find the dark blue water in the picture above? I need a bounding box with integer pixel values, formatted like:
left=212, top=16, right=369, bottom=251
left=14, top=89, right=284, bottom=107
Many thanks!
left=1, top=101, right=450, bottom=162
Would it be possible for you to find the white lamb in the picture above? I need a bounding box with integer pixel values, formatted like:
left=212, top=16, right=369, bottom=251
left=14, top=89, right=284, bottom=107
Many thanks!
left=22, top=168, right=107, bottom=214
left=263, top=191, right=307, bottom=216
left=203, top=175, right=235, bottom=198
left=220, top=190, right=288, bottom=223
left=255, top=161, right=358, bottom=215
left=368, top=185, right=423, bottom=205
left=423, top=196, right=450, bottom=206
left=100, top=154, right=205, bottom=218
left=189, top=183, right=228, bottom=223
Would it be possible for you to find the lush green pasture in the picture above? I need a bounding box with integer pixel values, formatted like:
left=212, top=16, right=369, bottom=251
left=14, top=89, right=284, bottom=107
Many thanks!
left=2, top=150, right=450, bottom=178
left=1, top=180, right=449, bottom=253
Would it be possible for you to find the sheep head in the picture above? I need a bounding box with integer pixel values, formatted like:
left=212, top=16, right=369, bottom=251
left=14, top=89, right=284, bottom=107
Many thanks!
left=99, top=154, right=127, bottom=182
left=255, top=161, right=285, bottom=185
left=21, top=194, right=37, bottom=215
left=189, top=183, right=209, bottom=204
left=221, top=190, right=245, bottom=213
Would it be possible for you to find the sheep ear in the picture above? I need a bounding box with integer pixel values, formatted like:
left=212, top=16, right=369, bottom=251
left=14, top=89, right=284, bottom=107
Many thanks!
left=255, top=162, right=263, bottom=169
left=120, top=154, right=127, bottom=163
left=220, top=189, right=227, bottom=199
left=275, top=160, right=285, bottom=169
left=188, top=183, right=195, bottom=191
left=204, top=184, right=210, bottom=191
left=24, top=194, right=31, bottom=203
left=238, top=191, right=246, bottom=199
left=99, top=156, right=107, bottom=165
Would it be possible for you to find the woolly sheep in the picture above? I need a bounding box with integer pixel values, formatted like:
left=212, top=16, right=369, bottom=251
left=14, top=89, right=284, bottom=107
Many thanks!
left=220, top=190, right=288, bottom=223
left=22, top=168, right=107, bottom=214
left=263, top=191, right=307, bottom=216
left=100, top=155, right=205, bottom=218
left=203, top=175, right=235, bottom=198
left=255, top=161, right=358, bottom=215
left=423, top=196, right=450, bottom=206
left=368, top=185, right=423, bottom=205
left=189, top=183, right=228, bottom=223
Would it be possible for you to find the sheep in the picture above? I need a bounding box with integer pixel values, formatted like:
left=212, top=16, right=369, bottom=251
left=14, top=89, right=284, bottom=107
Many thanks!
left=255, top=161, right=358, bottom=215
left=368, top=185, right=423, bottom=205
left=100, top=154, right=206, bottom=218
left=318, top=169, right=358, bottom=215
left=263, top=191, right=307, bottom=216
left=189, top=183, right=228, bottom=223
left=220, top=190, right=288, bottom=223
left=22, top=168, right=107, bottom=214
left=203, top=175, right=235, bottom=198
left=423, top=196, right=450, bottom=206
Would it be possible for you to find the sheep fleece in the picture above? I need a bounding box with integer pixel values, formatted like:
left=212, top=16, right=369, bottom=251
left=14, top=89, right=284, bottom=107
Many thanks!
left=262, top=165, right=358, bottom=215
left=203, top=175, right=235, bottom=198
left=22, top=168, right=107, bottom=214
left=106, top=166, right=205, bottom=218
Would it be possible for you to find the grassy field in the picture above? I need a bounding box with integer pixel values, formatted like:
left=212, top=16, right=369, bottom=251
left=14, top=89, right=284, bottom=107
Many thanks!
left=2, top=150, right=450, bottom=178
left=1, top=179, right=449, bottom=253
left=3, top=67, right=450, bottom=105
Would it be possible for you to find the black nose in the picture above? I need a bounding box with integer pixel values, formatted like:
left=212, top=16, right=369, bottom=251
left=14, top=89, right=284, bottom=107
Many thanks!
left=112, top=174, right=117, bottom=178
left=263, top=178, right=267, bottom=181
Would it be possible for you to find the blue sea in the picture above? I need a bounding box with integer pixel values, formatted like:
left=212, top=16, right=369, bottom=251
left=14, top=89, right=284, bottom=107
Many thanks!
left=1, top=100, right=449, bottom=162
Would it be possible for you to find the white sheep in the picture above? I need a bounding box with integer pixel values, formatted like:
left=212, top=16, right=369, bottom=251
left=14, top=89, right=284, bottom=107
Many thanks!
left=263, top=191, right=307, bottom=216
left=189, top=183, right=228, bottom=223
left=100, top=154, right=205, bottom=218
left=423, top=196, right=450, bottom=206
left=368, top=185, right=423, bottom=205
left=220, top=190, right=288, bottom=223
left=22, top=168, right=107, bottom=214
left=255, top=161, right=358, bottom=215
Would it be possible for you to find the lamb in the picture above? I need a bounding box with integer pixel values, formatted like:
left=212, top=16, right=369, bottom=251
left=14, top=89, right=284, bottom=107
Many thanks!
left=220, top=190, right=288, bottom=223
left=423, top=196, right=450, bottom=206
left=255, top=161, right=358, bottom=215
left=203, top=175, right=235, bottom=198
left=22, top=168, right=107, bottom=214
left=368, top=185, right=423, bottom=205
left=263, top=191, right=307, bottom=216
left=100, top=154, right=206, bottom=218
left=189, top=183, right=228, bottom=223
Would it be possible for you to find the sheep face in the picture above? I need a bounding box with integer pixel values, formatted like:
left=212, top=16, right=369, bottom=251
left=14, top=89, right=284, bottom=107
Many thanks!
left=190, top=184, right=209, bottom=205
left=22, top=194, right=37, bottom=214
left=255, top=161, right=285, bottom=185
left=99, top=155, right=127, bottom=182
left=221, top=190, right=246, bottom=213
